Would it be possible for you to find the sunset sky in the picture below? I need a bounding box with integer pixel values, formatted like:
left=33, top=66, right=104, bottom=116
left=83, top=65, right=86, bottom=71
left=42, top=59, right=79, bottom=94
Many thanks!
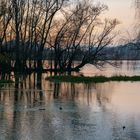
left=100, top=0, right=135, bottom=25
left=99, top=0, right=136, bottom=41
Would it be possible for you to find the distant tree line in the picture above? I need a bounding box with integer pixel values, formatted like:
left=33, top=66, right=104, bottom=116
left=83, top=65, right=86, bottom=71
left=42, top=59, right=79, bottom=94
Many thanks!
left=0, top=0, right=118, bottom=73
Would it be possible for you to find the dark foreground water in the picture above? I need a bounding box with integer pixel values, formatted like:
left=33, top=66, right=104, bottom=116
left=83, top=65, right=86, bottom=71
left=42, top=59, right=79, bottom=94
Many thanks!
left=0, top=61, right=140, bottom=140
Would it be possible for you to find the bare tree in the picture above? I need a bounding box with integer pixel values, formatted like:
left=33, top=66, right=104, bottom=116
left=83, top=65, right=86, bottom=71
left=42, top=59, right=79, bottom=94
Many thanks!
left=0, top=0, right=118, bottom=73
left=0, top=0, right=12, bottom=46
left=134, top=0, right=140, bottom=41
left=1, top=0, right=68, bottom=71
left=48, top=0, right=118, bottom=72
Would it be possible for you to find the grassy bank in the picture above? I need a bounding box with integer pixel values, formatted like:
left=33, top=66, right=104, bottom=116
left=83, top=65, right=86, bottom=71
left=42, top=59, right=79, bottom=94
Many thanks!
left=0, top=80, right=14, bottom=84
left=46, top=75, right=140, bottom=83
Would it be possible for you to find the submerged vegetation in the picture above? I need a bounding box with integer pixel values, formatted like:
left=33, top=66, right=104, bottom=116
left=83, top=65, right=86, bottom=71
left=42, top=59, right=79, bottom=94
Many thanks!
left=46, top=75, right=140, bottom=83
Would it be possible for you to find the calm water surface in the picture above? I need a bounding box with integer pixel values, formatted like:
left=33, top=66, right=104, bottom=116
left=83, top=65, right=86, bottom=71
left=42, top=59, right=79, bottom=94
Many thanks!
left=0, top=61, right=140, bottom=140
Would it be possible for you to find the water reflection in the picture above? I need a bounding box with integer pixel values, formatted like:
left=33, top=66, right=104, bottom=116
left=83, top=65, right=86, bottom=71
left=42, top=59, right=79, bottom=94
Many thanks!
left=80, top=60, right=140, bottom=76
left=0, top=71, right=140, bottom=140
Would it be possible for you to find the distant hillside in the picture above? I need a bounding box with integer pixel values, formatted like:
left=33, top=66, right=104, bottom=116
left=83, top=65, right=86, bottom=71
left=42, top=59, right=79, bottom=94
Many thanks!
left=103, top=42, right=140, bottom=60
left=1, top=41, right=140, bottom=60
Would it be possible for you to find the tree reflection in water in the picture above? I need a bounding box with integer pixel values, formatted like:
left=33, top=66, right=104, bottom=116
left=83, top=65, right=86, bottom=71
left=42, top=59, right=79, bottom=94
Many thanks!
left=0, top=72, right=140, bottom=140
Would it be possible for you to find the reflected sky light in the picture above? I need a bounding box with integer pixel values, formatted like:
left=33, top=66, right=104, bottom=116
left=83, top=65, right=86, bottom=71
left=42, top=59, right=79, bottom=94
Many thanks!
left=1, top=61, right=140, bottom=139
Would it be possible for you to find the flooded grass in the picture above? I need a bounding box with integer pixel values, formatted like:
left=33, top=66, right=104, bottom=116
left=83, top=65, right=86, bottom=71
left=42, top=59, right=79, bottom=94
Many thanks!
left=0, top=80, right=14, bottom=84
left=46, top=75, right=140, bottom=83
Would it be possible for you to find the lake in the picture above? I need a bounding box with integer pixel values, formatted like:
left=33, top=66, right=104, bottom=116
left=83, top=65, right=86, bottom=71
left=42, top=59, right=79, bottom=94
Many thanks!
left=0, top=61, right=140, bottom=140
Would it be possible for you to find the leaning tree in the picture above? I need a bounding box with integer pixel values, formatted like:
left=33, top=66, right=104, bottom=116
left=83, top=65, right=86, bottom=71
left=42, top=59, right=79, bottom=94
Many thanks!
left=47, top=0, right=119, bottom=72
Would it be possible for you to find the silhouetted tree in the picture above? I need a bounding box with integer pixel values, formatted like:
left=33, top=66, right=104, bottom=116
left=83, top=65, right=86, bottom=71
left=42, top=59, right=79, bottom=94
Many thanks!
left=0, top=0, right=118, bottom=72
left=48, top=0, right=118, bottom=72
